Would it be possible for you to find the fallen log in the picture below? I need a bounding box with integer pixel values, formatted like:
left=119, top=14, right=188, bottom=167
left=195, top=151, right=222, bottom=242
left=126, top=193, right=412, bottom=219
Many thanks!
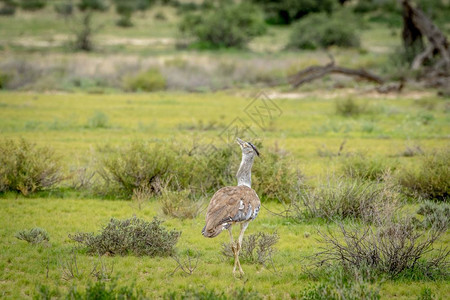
left=288, top=61, right=384, bottom=88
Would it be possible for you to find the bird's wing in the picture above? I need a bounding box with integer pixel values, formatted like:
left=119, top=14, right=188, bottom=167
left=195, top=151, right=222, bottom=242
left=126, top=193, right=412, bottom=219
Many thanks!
left=202, top=186, right=260, bottom=238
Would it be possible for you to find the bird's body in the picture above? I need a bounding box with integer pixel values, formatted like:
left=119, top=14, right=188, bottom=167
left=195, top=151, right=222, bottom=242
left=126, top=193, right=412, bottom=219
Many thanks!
left=202, top=137, right=260, bottom=276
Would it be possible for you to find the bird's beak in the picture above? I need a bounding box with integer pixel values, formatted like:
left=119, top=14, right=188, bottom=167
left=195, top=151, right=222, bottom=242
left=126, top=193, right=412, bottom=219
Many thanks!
left=236, top=137, right=245, bottom=146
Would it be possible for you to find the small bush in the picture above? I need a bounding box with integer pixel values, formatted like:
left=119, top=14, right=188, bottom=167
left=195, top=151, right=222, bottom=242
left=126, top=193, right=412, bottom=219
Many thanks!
left=313, top=219, right=449, bottom=279
left=179, top=1, right=266, bottom=49
left=66, top=280, right=145, bottom=300
left=0, top=139, right=63, bottom=195
left=0, top=71, right=10, bottom=89
left=86, top=111, right=109, bottom=128
left=70, top=217, right=181, bottom=256
left=18, top=0, right=47, bottom=11
left=417, top=201, right=449, bottom=229
left=417, top=287, right=435, bottom=300
left=335, top=98, right=366, bottom=117
left=164, top=287, right=260, bottom=300
left=222, top=231, right=279, bottom=266
left=15, top=228, right=49, bottom=244
left=0, top=2, right=16, bottom=15
left=288, top=12, right=360, bottom=50
left=341, top=154, right=396, bottom=181
left=124, top=68, right=166, bottom=92
left=160, top=189, right=203, bottom=219
left=292, top=177, right=401, bottom=223
left=54, top=1, right=73, bottom=16
left=396, top=151, right=449, bottom=201
left=300, top=269, right=380, bottom=300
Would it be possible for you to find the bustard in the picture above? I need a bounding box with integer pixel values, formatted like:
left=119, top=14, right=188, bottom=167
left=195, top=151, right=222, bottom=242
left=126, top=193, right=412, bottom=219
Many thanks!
left=202, top=137, right=260, bottom=276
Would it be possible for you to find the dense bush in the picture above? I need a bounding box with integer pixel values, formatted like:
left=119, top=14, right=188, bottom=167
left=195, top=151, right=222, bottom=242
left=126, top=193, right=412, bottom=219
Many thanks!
left=396, top=151, right=449, bottom=201
left=341, top=154, right=396, bottom=181
left=70, top=217, right=181, bottom=256
left=252, top=0, right=336, bottom=24
left=313, top=219, right=449, bottom=279
left=292, top=177, right=401, bottom=223
left=0, top=139, right=63, bottom=195
left=54, top=1, right=73, bottom=16
left=18, top=0, right=47, bottom=11
left=222, top=231, right=279, bottom=266
left=179, top=1, right=266, bottom=49
left=0, top=0, right=16, bottom=15
left=15, top=227, right=49, bottom=244
left=124, top=68, right=166, bottom=92
left=288, top=12, right=360, bottom=50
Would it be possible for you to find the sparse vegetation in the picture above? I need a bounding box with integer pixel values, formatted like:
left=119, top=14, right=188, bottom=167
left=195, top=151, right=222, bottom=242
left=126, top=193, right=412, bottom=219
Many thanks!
left=341, top=154, right=396, bottom=181
left=69, top=217, right=181, bottom=256
left=124, top=68, right=167, bottom=92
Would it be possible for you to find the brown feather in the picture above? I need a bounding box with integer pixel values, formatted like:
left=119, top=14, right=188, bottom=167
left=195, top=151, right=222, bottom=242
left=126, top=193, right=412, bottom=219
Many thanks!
left=202, top=185, right=260, bottom=238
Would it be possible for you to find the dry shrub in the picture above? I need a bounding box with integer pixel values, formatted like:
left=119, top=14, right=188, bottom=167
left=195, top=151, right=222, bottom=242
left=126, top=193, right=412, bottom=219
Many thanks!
left=313, top=219, right=449, bottom=279
left=123, top=68, right=166, bottom=92
left=292, top=176, right=401, bottom=223
left=160, top=189, right=203, bottom=219
left=15, top=228, right=50, bottom=245
left=222, top=231, right=279, bottom=266
left=69, top=217, right=181, bottom=256
left=131, top=183, right=152, bottom=211
left=0, top=139, right=63, bottom=195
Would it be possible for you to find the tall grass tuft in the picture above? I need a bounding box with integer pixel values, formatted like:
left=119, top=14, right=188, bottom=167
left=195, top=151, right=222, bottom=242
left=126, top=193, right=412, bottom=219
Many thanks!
left=341, top=154, right=396, bottom=181
left=0, top=138, right=63, bottom=195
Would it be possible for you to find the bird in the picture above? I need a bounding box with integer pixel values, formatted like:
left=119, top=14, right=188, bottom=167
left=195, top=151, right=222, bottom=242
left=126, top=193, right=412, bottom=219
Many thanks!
left=202, top=137, right=261, bottom=276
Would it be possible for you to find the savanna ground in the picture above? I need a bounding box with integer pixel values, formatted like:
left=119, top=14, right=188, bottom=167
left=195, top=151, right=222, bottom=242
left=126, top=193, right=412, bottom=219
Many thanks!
left=0, top=2, right=449, bottom=299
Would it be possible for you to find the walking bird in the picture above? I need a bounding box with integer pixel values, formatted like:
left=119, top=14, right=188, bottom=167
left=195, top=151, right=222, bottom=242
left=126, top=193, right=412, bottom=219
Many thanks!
left=202, top=137, right=260, bottom=276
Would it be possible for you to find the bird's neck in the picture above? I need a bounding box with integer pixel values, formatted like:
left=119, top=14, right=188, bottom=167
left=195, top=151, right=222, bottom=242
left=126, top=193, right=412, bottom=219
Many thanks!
left=236, top=155, right=254, bottom=188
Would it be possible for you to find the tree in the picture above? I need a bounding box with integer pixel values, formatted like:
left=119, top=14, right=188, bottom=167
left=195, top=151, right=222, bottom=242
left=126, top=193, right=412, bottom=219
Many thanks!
left=113, top=0, right=156, bottom=27
left=0, top=0, right=17, bottom=15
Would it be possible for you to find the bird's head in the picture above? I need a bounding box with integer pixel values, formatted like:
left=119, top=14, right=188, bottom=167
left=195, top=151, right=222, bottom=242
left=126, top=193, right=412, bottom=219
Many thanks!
left=236, top=137, right=260, bottom=158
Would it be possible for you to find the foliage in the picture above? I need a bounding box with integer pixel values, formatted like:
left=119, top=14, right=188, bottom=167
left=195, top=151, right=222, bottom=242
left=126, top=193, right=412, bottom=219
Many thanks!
left=0, top=138, right=63, bottom=195
left=124, top=68, right=166, bottom=92
left=113, top=0, right=156, bottom=27
left=288, top=12, right=360, bottom=50
left=292, top=177, right=401, bottom=223
left=86, top=111, right=109, bottom=128
left=252, top=0, right=336, bottom=24
left=164, top=287, right=261, bottom=300
left=18, top=0, right=47, bottom=11
left=341, top=154, right=396, bottom=181
left=15, top=227, right=49, bottom=244
left=396, top=151, right=449, bottom=202
left=69, top=216, right=181, bottom=256
left=160, top=189, right=203, bottom=219
left=417, top=201, right=450, bottom=229
left=313, top=219, right=449, bottom=279
left=54, top=1, right=73, bottom=16
left=222, top=231, right=279, bottom=266
left=77, top=0, right=107, bottom=12
left=335, top=98, right=367, bottom=117
left=0, top=71, right=10, bottom=89
left=300, top=269, right=380, bottom=300
left=66, top=280, right=145, bottom=299
left=179, top=1, right=266, bottom=49
left=0, top=0, right=16, bottom=15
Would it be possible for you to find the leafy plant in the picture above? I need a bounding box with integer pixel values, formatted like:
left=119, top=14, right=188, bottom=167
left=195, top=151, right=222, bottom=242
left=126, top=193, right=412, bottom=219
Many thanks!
left=179, top=1, right=266, bottom=49
left=69, top=217, right=181, bottom=256
left=0, top=138, right=63, bottom=195
left=417, top=201, right=449, bottom=229
left=124, top=68, right=166, bottom=92
left=18, top=0, right=47, bottom=11
left=288, top=12, right=360, bottom=50
left=15, top=227, right=50, bottom=244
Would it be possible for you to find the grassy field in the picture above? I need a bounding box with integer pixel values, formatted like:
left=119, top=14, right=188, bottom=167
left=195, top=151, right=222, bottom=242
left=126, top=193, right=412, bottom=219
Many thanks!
left=0, top=89, right=449, bottom=299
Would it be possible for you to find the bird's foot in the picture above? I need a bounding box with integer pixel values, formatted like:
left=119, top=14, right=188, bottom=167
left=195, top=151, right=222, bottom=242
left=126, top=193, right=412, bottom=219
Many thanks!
left=233, top=269, right=245, bottom=279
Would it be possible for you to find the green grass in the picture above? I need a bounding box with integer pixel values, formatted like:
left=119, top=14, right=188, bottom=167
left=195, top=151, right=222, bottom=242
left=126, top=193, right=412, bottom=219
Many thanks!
left=0, top=90, right=449, bottom=298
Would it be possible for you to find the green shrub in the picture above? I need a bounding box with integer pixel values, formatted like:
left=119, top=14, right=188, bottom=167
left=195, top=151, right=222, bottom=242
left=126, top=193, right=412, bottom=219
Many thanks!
left=294, top=177, right=401, bottom=223
left=396, top=151, right=449, bottom=201
left=335, top=98, right=366, bottom=117
left=341, top=154, right=396, bottom=181
left=18, top=0, right=47, bottom=11
left=86, top=111, right=109, bottom=128
left=0, top=71, right=10, bottom=89
left=288, top=12, right=360, bottom=50
left=54, top=1, right=73, bottom=16
left=416, top=287, right=435, bottom=300
left=98, top=142, right=174, bottom=198
left=164, top=287, right=260, bottom=300
left=222, top=231, right=279, bottom=265
left=0, top=139, right=63, bottom=195
left=417, top=201, right=449, bottom=229
left=0, top=0, right=16, bottom=15
left=252, top=0, right=336, bottom=24
left=70, top=216, right=181, bottom=256
left=15, top=227, right=49, bottom=244
left=179, top=1, right=266, bottom=49
left=124, top=68, right=166, bottom=92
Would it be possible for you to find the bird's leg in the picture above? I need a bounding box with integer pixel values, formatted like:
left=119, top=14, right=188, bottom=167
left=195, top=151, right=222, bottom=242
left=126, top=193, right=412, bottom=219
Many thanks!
left=236, top=222, right=249, bottom=276
left=228, top=227, right=239, bottom=275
